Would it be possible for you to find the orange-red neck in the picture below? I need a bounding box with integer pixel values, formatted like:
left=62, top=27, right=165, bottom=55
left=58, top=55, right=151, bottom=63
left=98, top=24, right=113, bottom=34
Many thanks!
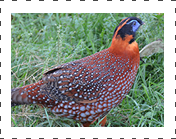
left=108, top=34, right=140, bottom=62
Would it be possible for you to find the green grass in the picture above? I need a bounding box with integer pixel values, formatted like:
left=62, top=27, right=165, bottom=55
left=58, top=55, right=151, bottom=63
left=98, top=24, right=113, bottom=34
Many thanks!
left=11, top=13, right=164, bottom=127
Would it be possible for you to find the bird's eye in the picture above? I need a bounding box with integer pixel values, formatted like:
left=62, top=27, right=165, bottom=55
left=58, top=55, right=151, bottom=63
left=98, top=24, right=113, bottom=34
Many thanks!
left=133, top=21, right=136, bottom=26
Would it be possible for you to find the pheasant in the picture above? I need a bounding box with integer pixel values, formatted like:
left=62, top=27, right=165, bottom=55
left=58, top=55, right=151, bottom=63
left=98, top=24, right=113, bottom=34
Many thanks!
left=11, top=17, right=144, bottom=127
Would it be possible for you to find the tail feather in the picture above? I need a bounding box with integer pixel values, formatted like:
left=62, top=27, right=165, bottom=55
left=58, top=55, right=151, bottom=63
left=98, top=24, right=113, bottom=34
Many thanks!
left=11, top=80, right=45, bottom=107
left=11, top=80, right=56, bottom=107
left=11, top=87, right=31, bottom=107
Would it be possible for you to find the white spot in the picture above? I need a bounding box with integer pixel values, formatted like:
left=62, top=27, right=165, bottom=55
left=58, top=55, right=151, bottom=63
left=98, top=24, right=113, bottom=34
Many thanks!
left=98, top=104, right=103, bottom=109
left=82, top=118, right=87, bottom=122
left=69, top=102, right=72, bottom=105
left=108, top=100, right=112, bottom=103
left=86, top=105, right=90, bottom=109
left=90, top=110, right=95, bottom=115
left=80, top=113, right=86, bottom=117
left=69, top=83, right=72, bottom=86
left=99, top=97, right=103, bottom=101
left=122, top=86, right=126, bottom=90
left=85, top=111, right=90, bottom=115
left=56, top=109, right=59, bottom=112
left=58, top=81, right=62, bottom=84
left=68, top=110, right=72, bottom=114
left=108, top=103, right=111, bottom=107
left=64, top=109, right=67, bottom=113
left=61, top=90, right=65, bottom=94
left=84, top=96, right=87, bottom=100
left=79, top=95, right=82, bottom=98
left=75, top=84, right=79, bottom=88
left=103, top=103, right=107, bottom=107
left=59, top=109, right=63, bottom=112
left=97, top=109, right=102, bottom=112
left=80, top=106, right=86, bottom=111
left=32, top=96, right=35, bottom=100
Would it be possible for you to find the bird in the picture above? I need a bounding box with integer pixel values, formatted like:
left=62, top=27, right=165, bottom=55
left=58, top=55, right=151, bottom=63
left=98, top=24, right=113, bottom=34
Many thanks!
left=11, top=17, right=144, bottom=127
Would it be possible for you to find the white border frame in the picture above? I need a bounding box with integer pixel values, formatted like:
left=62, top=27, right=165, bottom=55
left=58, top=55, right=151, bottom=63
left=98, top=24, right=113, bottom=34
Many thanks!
left=0, top=0, right=173, bottom=139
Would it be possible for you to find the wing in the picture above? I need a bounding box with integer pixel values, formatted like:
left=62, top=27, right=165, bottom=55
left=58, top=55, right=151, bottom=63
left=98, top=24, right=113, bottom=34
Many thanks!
left=40, top=57, right=104, bottom=104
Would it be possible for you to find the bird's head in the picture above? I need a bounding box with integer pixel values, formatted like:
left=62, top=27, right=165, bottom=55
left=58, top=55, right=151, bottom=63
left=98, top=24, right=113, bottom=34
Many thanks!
left=109, top=17, right=144, bottom=57
left=113, top=17, right=144, bottom=43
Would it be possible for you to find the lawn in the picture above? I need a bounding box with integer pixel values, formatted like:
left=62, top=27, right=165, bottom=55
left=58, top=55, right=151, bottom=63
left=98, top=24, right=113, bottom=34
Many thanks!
left=11, top=13, right=164, bottom=127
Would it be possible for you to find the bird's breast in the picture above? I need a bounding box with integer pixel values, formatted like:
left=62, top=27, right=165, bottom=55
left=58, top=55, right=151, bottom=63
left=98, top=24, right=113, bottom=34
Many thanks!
left=91, top=49, right=139, bottom=106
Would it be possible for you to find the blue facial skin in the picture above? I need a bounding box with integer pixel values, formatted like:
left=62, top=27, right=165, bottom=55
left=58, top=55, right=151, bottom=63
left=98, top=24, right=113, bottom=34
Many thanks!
left=126, top=20, right=141, bottom=32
